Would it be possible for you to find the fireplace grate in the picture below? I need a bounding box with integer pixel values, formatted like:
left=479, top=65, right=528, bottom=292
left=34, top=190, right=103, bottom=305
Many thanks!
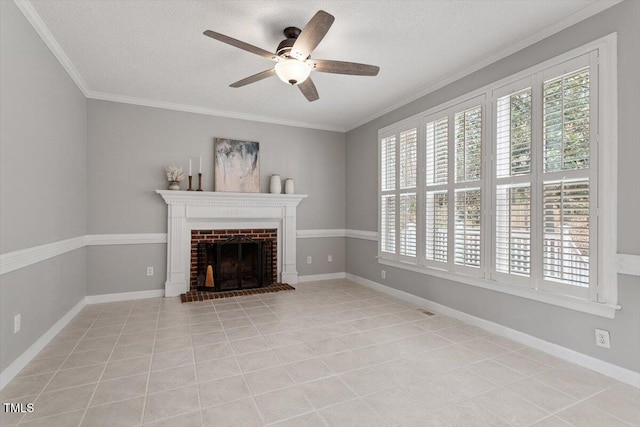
left=197, top=236, right=273, bottom=292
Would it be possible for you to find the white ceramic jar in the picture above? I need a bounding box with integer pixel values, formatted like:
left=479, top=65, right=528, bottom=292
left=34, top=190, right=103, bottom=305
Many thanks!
left=284, top=178, right=295, bottom=194
left=269, top=174, right=282, bottom=193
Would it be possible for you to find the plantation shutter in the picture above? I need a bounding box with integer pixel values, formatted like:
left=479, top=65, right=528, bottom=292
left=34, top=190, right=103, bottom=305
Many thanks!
left=399, top=128, right=418, bottom=258
left=494, top=87, right=532, bottom=281
left=543, top=68, right=590, bottom=173
left=454, top=189, right=481, bottom=267
left=426, top=119, right=448, bottom=185
left=453, top=106, right=482, bottom=269
left=380, top=135, right=397, bottom=255
left=426, top=191, right=448, bottom=262
left=455, top=107, right=482, bottom=183
left=381, top=135, right=396, bottom=191
left=543, top=180, right=590, bottom=287
left=425, top=118, right=449, bottom=263
left=540, top=63, right=593, bottom=296
left=496, top=185, right=531, bottom=276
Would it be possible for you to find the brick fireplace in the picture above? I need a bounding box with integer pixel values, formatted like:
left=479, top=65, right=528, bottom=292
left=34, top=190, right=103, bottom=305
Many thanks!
left=156, top=191, right=307, bottom=297
left=190, top=229, right=277, bottom=291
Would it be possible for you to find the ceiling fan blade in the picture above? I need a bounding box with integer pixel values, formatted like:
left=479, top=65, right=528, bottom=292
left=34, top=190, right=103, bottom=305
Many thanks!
left=229, top=68, right=276, bottom=88
left=298, top=78, right=319, bottom=102
left=204, top=30, right=279, bottom=62
left=307, top=59, right=380, bottom=76
left=290, top=10, right=335, bottom=60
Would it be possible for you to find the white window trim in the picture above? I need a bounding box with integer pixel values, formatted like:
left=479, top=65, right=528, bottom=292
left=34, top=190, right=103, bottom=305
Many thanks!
left=378, top=33, right=618, bottom=319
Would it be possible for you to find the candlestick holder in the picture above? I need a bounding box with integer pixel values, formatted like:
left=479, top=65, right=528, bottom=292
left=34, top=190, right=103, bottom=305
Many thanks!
left=187, top=175, right=193, bottom=191
left=197, top=173, right=203, bottom=191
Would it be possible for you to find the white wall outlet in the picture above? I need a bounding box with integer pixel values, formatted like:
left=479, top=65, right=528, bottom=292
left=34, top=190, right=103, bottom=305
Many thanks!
left=328, top=255, right=333, bottom=262
left=307, top=256, right=312, bottom=264
left=381, top=270, right=386, bottom=279
left=14, top=314, right=21, bottom=333
left=146, top=267, right=154, bottom=276
left=595, top=329, right=611, bottom=348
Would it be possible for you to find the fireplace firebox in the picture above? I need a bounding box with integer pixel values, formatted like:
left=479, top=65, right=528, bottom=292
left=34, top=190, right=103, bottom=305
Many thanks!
left=196, top=236, right=274, bottom=292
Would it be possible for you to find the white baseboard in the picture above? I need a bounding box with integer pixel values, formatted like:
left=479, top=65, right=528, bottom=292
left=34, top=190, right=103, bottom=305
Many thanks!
left=0, top=298, right=86, bottom=390
left=345, top=273, right=640, bottom=388
left=85, top=289, right=165, bottom=304
left=298, top=272, right=347, bottom=283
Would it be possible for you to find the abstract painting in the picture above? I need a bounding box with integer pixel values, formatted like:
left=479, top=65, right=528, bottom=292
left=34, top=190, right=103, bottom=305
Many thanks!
left=214, top=138, right=260, bottom=192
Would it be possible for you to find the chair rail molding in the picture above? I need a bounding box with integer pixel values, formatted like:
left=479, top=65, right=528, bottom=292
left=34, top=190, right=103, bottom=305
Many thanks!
left=0, top=236, right=85, bottom=275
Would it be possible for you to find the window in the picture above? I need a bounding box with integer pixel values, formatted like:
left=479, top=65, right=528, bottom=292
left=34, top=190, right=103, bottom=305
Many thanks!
left=422, top=97, right=485, bottom=274
left=454, top=105, right=483, bottom=269
left=379, top=121, right=419, bottom=262
left=493, top=82, right=533, bottom=288
left=378, top=34, right=618, bottom=317
left=380, top=135, right=396, bottom=255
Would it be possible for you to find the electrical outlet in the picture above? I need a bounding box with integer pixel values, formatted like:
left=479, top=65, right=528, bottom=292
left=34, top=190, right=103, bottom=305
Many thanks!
left=595, top=329, right=610, bottom=348
left=14, top=314, right=21, bottom=333
left=381, top=270, right=386, bottom=279
left=146, top=267, right=154, bottom=276
left=307, top=256, right=312, bottom=264
left=328, top=255, right=333, bottom=262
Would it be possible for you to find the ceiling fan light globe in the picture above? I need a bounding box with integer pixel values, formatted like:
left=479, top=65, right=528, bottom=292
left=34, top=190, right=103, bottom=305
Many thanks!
left=275, top=59, right=311, bottom=86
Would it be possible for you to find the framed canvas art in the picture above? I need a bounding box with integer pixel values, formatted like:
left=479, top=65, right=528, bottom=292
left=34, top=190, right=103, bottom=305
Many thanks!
left=214, top=138, right=260, bottom=192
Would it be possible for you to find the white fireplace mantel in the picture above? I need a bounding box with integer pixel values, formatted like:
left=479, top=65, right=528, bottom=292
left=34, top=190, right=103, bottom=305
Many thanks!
left=156, top=190, right=307, bottom=297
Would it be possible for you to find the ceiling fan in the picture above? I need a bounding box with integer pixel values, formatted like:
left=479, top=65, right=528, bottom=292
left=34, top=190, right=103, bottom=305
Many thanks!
left=204, top=10, right=380, bottom=102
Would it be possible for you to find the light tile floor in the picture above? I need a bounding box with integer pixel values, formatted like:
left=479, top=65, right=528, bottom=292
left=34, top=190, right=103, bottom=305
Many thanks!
left=1, top=280, right=638, bottom=427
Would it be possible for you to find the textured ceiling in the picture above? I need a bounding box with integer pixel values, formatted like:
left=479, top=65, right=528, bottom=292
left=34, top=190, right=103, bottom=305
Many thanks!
left=26, top=0, right=619, bottom=131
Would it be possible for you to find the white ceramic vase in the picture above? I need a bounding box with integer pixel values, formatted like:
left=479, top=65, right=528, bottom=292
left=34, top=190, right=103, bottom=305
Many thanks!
left=284, top=178, right=295, bottom=194
left=269, top=174, right=282, bottom=194
left=168, top=181, right=180, bottom=190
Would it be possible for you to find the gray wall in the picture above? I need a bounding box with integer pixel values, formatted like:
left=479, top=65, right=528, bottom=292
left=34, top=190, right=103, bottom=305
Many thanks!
left=345, top=0, right=640, bottom=373
left=0, top=1, right=87, bottom=371
left=86, top=100, right=346, bottom=294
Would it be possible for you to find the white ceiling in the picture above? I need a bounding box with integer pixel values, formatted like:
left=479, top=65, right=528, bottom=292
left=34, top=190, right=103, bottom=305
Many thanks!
left=23, top=0, right=619, bottom=131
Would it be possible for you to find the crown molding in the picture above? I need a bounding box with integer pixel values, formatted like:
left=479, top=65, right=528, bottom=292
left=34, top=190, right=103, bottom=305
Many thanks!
left=16, top=0, right=621, bottom=135
left=87, top=91, right=346, bottom=133
left=14, top=1, right=344, bottom=132
left=344, top=0, right=623, bottom=132
left=13, top=0, right=90, bottom=96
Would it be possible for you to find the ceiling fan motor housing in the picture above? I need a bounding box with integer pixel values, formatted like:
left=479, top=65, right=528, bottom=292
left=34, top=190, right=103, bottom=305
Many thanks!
left=276, top=27, right=302, bottom=58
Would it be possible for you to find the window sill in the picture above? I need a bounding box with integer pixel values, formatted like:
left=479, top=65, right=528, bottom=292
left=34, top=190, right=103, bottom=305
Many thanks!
left=377, top=258, right=620, bottom=319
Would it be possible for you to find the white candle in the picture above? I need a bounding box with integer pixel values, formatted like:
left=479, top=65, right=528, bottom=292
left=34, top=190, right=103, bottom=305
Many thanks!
left=199, top=157, right=202, bottom=174
left=189, top=158, right=192, bottom=176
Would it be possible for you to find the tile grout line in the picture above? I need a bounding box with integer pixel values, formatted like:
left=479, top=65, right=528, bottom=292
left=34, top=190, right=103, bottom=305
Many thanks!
left=137, top=301, right=161, bottom=427
left=15, top=304, right=107, bottom=426
left=140, top=299, right=198, bottom=426
left=189, top=300, right=209, bottom=427
left=76, top=301, right=138, bottom=427
left=225, top=298, right=270, bottom=425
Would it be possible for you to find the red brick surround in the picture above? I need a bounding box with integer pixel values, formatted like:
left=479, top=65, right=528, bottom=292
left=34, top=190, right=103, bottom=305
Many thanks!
left=190, top=229, right=277, bottom=291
